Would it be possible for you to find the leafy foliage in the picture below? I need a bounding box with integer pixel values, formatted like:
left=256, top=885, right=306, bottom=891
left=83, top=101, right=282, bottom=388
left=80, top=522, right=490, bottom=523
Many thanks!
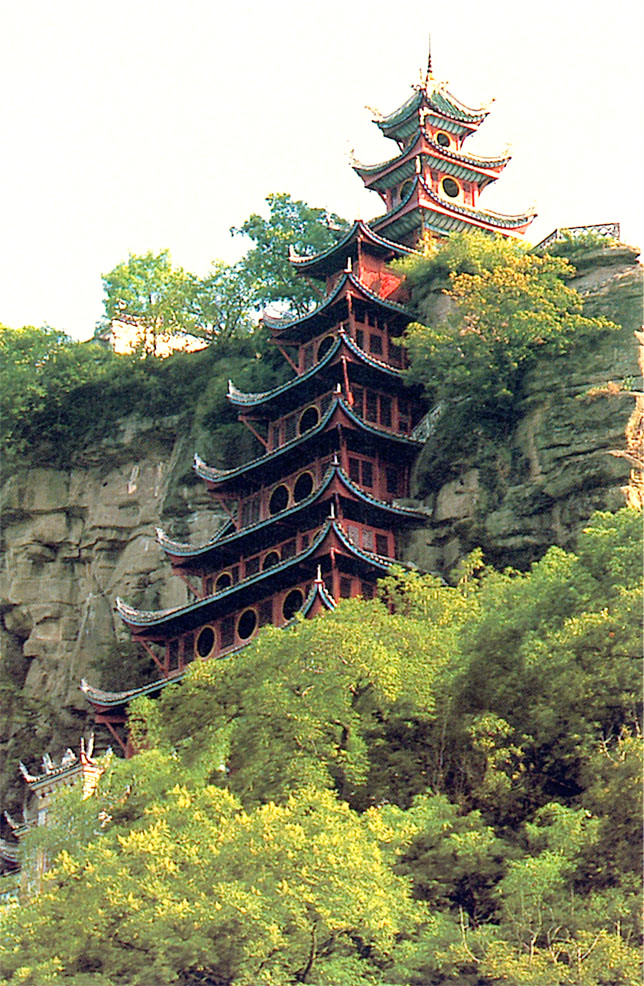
left=401, top=232, right=618, bottom=419
left=232, top=192, right=350, bottom=315
left=1, top=510, right=640, bottom=985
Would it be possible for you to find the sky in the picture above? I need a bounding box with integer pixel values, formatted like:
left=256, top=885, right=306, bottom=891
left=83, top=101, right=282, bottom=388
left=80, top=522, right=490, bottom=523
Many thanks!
left=1, top=0, right=642, bottom=340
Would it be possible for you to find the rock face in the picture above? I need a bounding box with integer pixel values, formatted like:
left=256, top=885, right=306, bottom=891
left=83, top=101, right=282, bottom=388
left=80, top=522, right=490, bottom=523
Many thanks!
left=404, top=244, right=642, bottom=571
left=0, top=243, right=640, bottom=806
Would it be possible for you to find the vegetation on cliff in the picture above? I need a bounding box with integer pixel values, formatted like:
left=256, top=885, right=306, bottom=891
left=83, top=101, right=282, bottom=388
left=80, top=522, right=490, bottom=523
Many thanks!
left=400, top=232, right=619, bottom=421
left=1, top=508, right=641, bottom=985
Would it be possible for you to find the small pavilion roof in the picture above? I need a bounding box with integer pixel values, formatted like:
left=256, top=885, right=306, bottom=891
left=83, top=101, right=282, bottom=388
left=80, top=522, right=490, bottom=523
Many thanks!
left=226, top=331, right=407, bottom=416
left=194, top=396, right=422, bottom=494
left=288, top=220, right=417, bottom=278
left=115, top=519, right=394, bottom=638
left=263, top=271, right=411, bottom=342
left=158, top=460, right=427, bottom=569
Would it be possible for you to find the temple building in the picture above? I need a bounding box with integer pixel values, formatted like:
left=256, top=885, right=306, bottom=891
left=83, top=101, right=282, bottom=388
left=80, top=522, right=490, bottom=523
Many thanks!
left=82, top=50, right=534, bottom=753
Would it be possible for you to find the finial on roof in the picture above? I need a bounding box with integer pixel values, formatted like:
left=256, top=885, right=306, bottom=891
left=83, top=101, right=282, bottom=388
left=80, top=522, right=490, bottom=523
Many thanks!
left=332, top=452, right=339, bottom=466
left=425, top=33, right=433, bottom=85
left=316, top=565, right=323, bottom=583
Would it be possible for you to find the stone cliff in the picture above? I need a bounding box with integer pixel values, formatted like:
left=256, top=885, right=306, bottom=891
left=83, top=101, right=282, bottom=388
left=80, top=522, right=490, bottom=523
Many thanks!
left=0, top=243, right=640, bottom=809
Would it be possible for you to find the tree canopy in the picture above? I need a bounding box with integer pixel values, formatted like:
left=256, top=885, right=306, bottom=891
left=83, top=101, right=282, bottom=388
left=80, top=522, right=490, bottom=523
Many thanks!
left=1, top=509, right=640, bottom=985
left=400, top=232, right=618, bottom=418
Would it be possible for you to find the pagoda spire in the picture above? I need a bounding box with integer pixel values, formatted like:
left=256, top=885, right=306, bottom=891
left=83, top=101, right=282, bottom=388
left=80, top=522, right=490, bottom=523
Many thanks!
left=425, top=34, right=433, bottom=85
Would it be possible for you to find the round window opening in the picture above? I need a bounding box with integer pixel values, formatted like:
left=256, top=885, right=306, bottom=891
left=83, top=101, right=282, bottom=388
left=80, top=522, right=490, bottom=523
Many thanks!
left=316, top=335, right=335, bottom=361
left=282, top=588, right=304, bottom=621
left=196, top=626, right=215, bottom=658
left=442, top=177, right=460, bottom=198
left=299, top=406, right=320, bottom=435
left=436, top=132, right=450, bottom=148
left=293, top=472, right=314, bottom=503
left=269, top=484, right=289, bottom=515
left=237, top=609, right=257, bottom=641
left=262, top=551, right=280, bottom=571
left=215, top=572, right=232, bottom=592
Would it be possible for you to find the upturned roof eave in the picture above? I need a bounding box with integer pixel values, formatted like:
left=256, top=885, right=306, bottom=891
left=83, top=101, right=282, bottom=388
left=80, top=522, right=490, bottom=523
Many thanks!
left=194, top=397, right=422, bottom=492
left=289, top=220, right=417, bottom=276
left=227, top=331, right=407, bottom=414
left=264, top=271, right=411, bottom=341
left=160, top=462, right=427, bottom=566
left=115, top=519, right=393, bottom=636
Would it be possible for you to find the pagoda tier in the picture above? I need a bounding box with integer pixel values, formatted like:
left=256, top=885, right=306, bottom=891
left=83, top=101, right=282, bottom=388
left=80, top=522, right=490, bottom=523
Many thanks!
left=264, top=270, right=410, bottom=348
left=227, top=330, right=414, bottom=421
left=288, top=220, right=416, bottom=285
left=115, top=519, right=393, bottom=649
left=370, top=175, right=535, bottom=244
left=81, top=572, right=338, bottom=754
left=157, top=460, right=427, bottom=583
left=359, top=72, right=535, bottom=244
left=194, top=396, right=422, bottom=498
left=352, top=129, right=511, bottom=203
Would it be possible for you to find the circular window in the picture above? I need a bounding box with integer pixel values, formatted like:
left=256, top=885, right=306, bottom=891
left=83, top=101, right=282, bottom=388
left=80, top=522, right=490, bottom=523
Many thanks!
left=269, top=484, right=289, bottom=515
left=196, top=626, right=215, bottom=658
left=299, top=406, right=319, bottom=435
left=399, top=179, right=414, bottom=201
left=441, top=177, right=460, bottom=198
left=215, top=572, right=232, bottom=592
left=237, top=609, right=257, bottom=640
left=436, top=132, right=450, bottom=148
left=293, top=472, right=314, bottom=503
left=316, top=334, right=335, bottom=361
left=262, top=551, right=280, bottom=571
left=282, top=589, right=304, bottom=621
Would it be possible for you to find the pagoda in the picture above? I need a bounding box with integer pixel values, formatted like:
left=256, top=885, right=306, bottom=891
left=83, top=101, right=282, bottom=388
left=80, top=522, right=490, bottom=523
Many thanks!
left=82, top=48, right=533, bottom=753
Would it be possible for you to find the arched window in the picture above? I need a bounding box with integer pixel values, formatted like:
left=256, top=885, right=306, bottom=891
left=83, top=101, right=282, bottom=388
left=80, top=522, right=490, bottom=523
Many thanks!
left=293, top=472, right=314, bottom=503
left=299, top=406, right=320, bottom=435
left=269, top=484, right=289, bottom=515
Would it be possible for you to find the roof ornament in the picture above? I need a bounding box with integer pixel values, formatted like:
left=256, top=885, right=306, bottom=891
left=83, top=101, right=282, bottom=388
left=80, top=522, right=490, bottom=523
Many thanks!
left=425, top=33, right=434, bottom=85
left=335, top=382, right=342, bottom=393
left=345, top=256, right=352, bottom=273
left=315, top=565, right=323, bottom=583
left=332, top=452, right=339, bottom=467
left=415, top=156, right=422, bottom=174
left=329, top=501, right=336, bottom=520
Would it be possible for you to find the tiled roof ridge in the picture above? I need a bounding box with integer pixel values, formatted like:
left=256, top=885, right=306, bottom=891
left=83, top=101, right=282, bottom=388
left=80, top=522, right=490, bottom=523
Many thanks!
left=418, top=175, right=536, bottom=226
left=288, top=220, right=417, bottom=270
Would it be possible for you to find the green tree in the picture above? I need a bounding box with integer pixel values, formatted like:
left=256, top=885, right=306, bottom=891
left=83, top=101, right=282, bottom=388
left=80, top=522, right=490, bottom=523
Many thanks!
left=0, top=759, right=424, bottom=985
left=232, top=192, right=350, bottom=316
left=402, top=232, right=617, bottom=417
left=0, top=323, right=113, bottom=458
left=187, top=259, right=257, bottom=345
left=101, top=249, right=196, bottom=356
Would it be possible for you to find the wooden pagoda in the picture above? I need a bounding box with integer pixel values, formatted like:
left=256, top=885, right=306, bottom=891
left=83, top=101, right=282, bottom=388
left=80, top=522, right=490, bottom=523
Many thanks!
left=82, top=53, right=534, bottom=753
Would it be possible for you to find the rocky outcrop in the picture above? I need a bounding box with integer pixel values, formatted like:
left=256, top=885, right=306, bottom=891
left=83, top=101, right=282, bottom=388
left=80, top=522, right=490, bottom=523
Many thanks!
left=0, top=243, right=640, bottom=806
left=404, top=244, right=642, bottom=571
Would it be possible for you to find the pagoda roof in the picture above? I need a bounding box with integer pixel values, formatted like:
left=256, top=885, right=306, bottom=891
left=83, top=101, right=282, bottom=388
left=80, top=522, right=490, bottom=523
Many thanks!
left=116, top=519, right=393, bottom=639
left=81, top=672, right=189, bottom=710
left=195, top=396, right=422, bottom=494
left=158, top=460, right=427, bottom=570
left=227, top=331, right=407, bottom=416
left=370, top=175, right=535, bottom=242
left=353, top=131, right=510, bottom=192
left=375, top=84, right=489, bottom=142
left=82, top=575, right=338, bottom=711
left=288, top=220, right=417, bottom=278
left=263, top=271, right=411, bottom=342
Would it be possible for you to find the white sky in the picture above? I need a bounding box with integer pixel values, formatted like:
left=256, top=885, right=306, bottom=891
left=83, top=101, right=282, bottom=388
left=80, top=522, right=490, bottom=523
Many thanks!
left=2, top=0, right=642, bottom=340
